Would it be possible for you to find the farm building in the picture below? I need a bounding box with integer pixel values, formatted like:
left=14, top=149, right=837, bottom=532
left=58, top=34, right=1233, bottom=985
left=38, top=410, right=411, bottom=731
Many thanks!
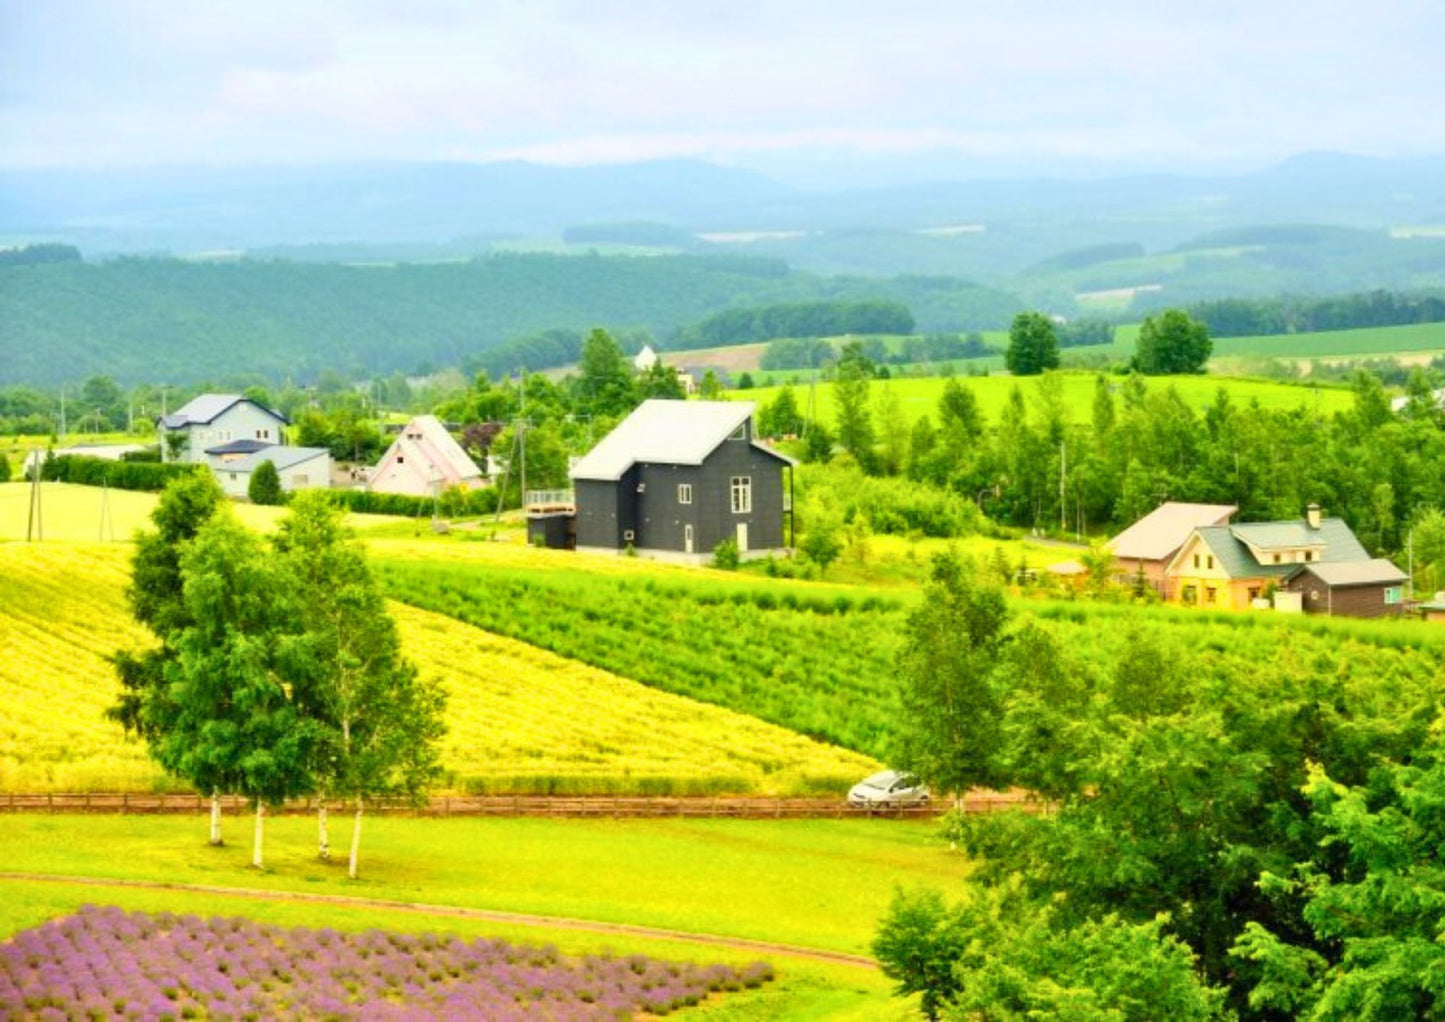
left=212, top=446, right=331, bottom=499
left=1107, top=501, right=1236, bottom=597
left=1421, top=595, right=1445, bottom=623
left=546, top=399, right=794, bottom=563
left=1164, top=504, right=1405, bottom=616
left=158, top=394, right=287, bottom=464
left=1280, top=560, right=1408, bottom=618
left=367, top=415, right=487, bottom=497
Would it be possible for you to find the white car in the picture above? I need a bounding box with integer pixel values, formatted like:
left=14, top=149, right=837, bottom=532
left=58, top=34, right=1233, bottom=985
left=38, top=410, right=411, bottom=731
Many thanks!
left=848, top=770, right=930, bottom=808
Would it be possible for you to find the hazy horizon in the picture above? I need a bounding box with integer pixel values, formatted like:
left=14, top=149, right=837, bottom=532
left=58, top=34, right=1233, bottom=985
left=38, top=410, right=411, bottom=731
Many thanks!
left=4, top=1, right=1444, bottom=189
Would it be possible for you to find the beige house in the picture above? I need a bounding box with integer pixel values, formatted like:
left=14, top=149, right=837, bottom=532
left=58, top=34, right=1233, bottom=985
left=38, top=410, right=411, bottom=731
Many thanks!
left=1107, top=502, right=1236, bottom=597
left=367, top=415, right=487, bottom=497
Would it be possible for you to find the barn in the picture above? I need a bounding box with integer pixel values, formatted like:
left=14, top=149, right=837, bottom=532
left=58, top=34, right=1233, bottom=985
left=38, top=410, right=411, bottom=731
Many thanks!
left=563, top=400, right=794, bottom=563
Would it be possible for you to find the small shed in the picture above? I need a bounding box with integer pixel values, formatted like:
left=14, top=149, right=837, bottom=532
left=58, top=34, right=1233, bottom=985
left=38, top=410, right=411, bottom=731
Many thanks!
left=1281, top=559, right=1408, bottom=618
left=213, top=446, right=331, bottom=499
left=1421, top=594, right=1445, bottom=623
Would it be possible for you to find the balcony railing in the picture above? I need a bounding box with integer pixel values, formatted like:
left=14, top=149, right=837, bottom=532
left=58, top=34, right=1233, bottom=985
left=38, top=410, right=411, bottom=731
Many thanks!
left=525, top=489, right=575, bottom=514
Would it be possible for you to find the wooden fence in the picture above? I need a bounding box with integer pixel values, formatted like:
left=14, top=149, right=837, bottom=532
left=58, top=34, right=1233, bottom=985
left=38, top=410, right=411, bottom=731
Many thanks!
left=0, top=791, right=1031, bottom=819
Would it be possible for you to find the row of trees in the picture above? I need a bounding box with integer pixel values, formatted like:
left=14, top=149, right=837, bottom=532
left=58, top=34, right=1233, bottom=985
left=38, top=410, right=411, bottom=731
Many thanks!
left=1191, top=288, right=1445, bottom=338
left=111, top=476, right=446, bottom=877
left=877, top=552, right=1445, bottom=1018
left=672, top=299, right=915, bottom=350
left=1005, top=309, right=1209, bottom=376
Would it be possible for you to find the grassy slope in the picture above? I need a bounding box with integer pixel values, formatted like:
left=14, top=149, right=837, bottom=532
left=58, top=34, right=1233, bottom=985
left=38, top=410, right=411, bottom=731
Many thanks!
left=0, top=542, right=875, bottom=794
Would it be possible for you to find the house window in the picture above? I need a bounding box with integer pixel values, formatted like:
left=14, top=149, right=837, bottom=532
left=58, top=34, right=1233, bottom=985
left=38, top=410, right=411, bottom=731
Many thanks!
left=1193, top=553, right=1200, bottom=568
left=637, top=482, right=646, bottom=493
left=257, top=429, right=270, bottom=440
left=678, top=484, right=693, bottom=505
left=623, top=529, right=635, bottom=543
left=1385, top=586, right=1403, bottom=605
left=1206, top=555, right=1214, bottom=570
left=1205, top=586, right=1217, bottom=605
left=397, top=455, right=404, bottom=464
left=1248, top=587, right=1261, bottom=601
left=229, top=473, right=237, bottom=482
left=294, top=475, right=307, bottom=486
left=729, top=423, right=746, bottom=440
left=1273, top=553, right=1281, bottom=564
left=1304, top=550, right=1314, bottom=562
left=1181, top=585, right=1197, bottom=603
left=730, top=476, right=752, bottom=514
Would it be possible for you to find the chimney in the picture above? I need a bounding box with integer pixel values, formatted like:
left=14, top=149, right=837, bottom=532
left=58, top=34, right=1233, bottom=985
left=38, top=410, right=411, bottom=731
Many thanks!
left=1306, top=503, right=1322, bottom=530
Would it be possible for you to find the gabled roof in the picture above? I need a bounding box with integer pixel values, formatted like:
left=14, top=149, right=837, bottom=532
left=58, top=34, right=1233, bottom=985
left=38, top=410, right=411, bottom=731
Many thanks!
left=633, top=345, right=659, bottom=370
left=1287, top=559, right=1408, bottom=587
left=377, top=415, right=483, bottom=485
left=1178, top=517, right=1372, bottom=579
left=227, top=446, right=329, bottom=473
left=571, top=400, right=790, bottom=482
left=205, top=438, right=275, bottom=456
left=160, top=394, right=289, bottom=429
left=1108, top=502, right=1236, bottom=561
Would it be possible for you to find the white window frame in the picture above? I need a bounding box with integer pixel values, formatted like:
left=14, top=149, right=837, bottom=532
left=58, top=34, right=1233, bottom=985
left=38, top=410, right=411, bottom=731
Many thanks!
left=730, top=476, right=752, bottom=514
left=1384, top=586, right=1402, bottom=605
left=678, top=484, right=693, bottom=505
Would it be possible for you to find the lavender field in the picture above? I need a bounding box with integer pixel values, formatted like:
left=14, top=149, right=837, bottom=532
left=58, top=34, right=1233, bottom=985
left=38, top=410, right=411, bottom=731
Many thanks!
left=0, top=905, right=773, bottom=1019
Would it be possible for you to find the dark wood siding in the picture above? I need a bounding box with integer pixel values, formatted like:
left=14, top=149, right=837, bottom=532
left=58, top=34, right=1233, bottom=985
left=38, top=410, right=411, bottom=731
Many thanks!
left=1283, top=569, right=1402, bottom=618
left=574, top=470, right=639, bottom=549
left=692, top=440, right=787, bottom=552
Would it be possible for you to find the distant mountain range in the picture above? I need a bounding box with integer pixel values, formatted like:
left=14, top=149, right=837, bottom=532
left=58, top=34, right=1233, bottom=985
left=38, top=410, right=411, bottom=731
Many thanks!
left=3, top=153, right=1444, bottom=270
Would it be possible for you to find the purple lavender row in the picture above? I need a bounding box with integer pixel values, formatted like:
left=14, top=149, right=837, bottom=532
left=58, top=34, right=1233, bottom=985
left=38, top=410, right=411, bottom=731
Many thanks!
left=0, top=905, right=773, bottom=1019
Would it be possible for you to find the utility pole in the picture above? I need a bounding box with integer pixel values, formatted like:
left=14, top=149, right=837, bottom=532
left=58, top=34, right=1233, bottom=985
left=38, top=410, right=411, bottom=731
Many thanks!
left=1407, top=528, right=1415, bottom=602
left=26, top=453, right=42, bottom=543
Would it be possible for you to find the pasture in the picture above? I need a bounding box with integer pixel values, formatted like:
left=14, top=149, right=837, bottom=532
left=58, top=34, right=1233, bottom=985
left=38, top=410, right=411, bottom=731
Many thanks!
left=0, top=543, right=875, bottom=795
left=747, top=369, right=1353, bottom=429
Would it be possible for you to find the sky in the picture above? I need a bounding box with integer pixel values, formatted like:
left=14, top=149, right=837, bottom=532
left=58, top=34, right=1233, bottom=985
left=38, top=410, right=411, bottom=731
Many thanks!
left=3, top=0, right=1443, bottom=186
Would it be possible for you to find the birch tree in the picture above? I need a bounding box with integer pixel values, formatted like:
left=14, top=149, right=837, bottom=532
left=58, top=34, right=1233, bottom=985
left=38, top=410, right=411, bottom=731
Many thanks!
left=275, top=492, right=445, bottom=878
left=110, top=472, right=234, bottom=844
left=170, top=511, right=315, bottom=868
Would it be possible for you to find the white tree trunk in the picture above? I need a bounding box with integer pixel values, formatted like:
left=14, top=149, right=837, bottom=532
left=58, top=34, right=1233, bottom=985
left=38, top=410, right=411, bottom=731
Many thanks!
left=252, top=802, right=265, bottom=869
left=318, top=803, right=330, bottom=861
left=348, top=800, right=363, bottom=880
left=209, top=790, right=223, bottom=846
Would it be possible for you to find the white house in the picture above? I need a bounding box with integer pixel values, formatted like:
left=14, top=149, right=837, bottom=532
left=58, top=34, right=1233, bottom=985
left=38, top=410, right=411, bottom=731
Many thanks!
left=213, top=446, right=331, bottom=499
left=633, top=345, right=660, bottom=371
left=367, top=415, right=487, bottom=497
left=159, top=394, right=288, bottom=464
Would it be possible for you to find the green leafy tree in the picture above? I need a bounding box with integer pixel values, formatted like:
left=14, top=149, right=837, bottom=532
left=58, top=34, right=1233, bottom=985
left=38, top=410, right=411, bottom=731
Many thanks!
left=579, top=328, right=637, bottom=416
left=802, top=420, right=834, bottom=464
left=833, top=340, right=876, bottom=470
left=892, top=553, right=1011, bottom=803
left=1410, top=506, right=1445, bottom=595
left=168, top=511, right=314, bottom=868
left=0, top=452, right=9, bottom=483
left=1005, top=312, right=1060, bottom=376
left=638, top=360, right=686, bottom=400
left=698, top=369, right=724, bottom=400
left=799, top=517, right=843, bottom=576
left=247, top=458, right=284, bottom=505
left=711, top=536, right=740, bottom=570
left=273, top=493, right=446, bottom=877
left=875, top=385, right=909, bottom=476
left=1135, top=309, right=1212, bottom=374
left=759, top=385, right=804, bottom=437
left=110, top=473, right=229, bottom=843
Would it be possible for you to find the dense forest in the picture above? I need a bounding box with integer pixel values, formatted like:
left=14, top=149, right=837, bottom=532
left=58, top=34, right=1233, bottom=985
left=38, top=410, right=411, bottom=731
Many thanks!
left=1189, top=288, right=1445, bottom=337
left=0, top=252, right=1019, bottom=386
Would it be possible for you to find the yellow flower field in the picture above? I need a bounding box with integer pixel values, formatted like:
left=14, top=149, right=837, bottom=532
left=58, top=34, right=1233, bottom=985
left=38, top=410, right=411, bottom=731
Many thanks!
left=0, top=543, right=877, bottom=795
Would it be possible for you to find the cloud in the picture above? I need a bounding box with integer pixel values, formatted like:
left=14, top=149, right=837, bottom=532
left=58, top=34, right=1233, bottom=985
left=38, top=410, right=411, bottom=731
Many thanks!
left=1, top=0, right=1442, bottom=174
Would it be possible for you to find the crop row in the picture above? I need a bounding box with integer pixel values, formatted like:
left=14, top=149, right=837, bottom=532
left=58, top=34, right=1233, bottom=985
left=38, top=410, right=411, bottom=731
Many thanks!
left=0, top=544, right=874, bottom=795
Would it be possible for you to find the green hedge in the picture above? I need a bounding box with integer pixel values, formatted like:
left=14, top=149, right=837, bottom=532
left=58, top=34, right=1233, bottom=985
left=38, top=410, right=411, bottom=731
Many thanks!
left=39, top=454, right=201, bottom=491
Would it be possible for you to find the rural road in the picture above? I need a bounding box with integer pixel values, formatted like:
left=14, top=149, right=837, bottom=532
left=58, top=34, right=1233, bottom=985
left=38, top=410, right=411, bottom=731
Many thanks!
left=0, top=872, right=877, bottom=970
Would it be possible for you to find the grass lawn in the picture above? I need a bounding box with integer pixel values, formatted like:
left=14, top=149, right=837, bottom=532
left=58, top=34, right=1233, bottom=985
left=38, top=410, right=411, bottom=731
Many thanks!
left=0, top=814, right=965, bottom=960
left=0, top=878, right=907, bottom=1020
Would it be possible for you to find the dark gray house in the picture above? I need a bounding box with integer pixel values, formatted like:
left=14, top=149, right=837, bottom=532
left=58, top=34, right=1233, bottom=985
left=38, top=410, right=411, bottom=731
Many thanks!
left=567, top=400, right=794, bottom=562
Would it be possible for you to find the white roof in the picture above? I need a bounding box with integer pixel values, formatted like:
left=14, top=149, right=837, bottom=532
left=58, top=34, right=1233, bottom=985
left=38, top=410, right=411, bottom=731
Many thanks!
left=633, top=345, right=659, bottom=370
left=229, top=446, right=329, bottom=473
left=1108, top=501, right=1237, bottom=561
left=1295, top=558, right=1408, bottom=586
left=385, top=415, right=483, bottom=483
left=571, top=400, right=760, bottom=481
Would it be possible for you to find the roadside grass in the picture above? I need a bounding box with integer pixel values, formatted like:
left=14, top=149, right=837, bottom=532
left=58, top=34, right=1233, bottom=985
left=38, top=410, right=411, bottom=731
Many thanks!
left=0, top=814, right=965, bottom=959
left=0, top=878, right=908, bottom=1020
left=0, top=542, right=876, bottom=795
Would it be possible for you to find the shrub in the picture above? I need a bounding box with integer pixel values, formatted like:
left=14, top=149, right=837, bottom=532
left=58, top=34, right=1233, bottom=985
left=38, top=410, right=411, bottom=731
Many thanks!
left=41, top=453, right=200, bottom=492
left=712, top=537, right=740, bottom=570
left=246, top=459, right=284, bottom=505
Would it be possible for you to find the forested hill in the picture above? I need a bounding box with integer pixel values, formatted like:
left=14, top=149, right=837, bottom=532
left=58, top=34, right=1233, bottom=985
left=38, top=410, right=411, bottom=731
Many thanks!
left=0, top=253, right=1020, bottom=386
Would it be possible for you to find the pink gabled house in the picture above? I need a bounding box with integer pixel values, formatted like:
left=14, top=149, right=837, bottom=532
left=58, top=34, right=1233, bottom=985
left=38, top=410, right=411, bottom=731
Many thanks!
left=367, top=415, right=488, bottom=497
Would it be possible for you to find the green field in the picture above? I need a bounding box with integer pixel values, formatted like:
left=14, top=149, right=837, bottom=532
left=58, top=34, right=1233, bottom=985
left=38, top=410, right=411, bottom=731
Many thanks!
left=0, top=814, right=951, bottom=1017
left=747, top=369, right=1353, bottom=428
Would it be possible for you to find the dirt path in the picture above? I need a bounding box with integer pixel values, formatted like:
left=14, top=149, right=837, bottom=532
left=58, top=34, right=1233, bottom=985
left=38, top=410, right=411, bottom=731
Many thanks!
left=0, top=872, right=876, bottom=970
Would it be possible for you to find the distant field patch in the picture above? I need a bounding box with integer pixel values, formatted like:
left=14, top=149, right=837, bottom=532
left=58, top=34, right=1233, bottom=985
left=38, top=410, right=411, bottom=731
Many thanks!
left=1210, top=320, right=1445, bottom=361
left=747, top=370, right=1352, bottom=430
left=0, top=543, right=873, bottom=795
